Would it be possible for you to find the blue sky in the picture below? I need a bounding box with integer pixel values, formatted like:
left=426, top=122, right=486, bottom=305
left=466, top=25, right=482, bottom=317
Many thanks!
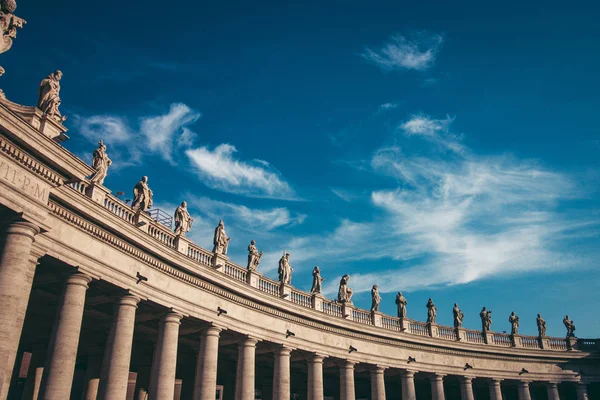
left=4, top=0, right=600, bottom=337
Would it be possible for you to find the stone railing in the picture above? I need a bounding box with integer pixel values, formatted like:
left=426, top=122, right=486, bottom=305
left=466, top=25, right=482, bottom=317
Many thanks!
left=60, top=179, right=594, bottom=353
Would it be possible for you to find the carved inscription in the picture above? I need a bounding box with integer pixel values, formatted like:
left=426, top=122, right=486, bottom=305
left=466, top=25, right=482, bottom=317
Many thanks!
left=0, top=159, right=51, bottom=203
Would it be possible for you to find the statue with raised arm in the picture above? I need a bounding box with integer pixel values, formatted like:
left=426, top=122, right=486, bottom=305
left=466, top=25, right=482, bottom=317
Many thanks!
left=212, top=220, right=230, bottom=255
left=537, top=314, right=547, bottom=337
left=480, top=307, right=492, bottom=332
left=563, top=315, right=576, bottom=338
left=36, top=70, right=66, bottom=121
left=310, top=266, right=324, bottom=294
left=453, top=303, right=464, bottom=328
left=395, top=292, right=407, bottom=319
left=509, top=312, right=520, bottom=335
left=89, top=140, right=112, bottom=185
left=278, top=253, right=292, bottom=285
left=370, top=285, right=381, bottom=312
left=174, top=201, right=193, bottom=237
left=246, top=240, right=263, bottom=271
left=131, top=176, right=153, bottom=212
left=0, top=0, right=26, bottom=55
left=426, top=298, right=437, bottom=324
left=337, top=274, right=353, bottom=304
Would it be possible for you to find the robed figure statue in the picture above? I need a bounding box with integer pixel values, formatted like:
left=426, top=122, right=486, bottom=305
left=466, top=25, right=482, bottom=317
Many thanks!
left=426, top=298, right=437, bottom=324
left=212, top=220, right=230, bottom=255
left=278, top=253, right=292, bottom=285
left=174, top=201, right=193, bottom=237
left=509, top=312, right=520, bottom=335
left=310, top=266, right=324, bottom=294
left=395, top=292, right=407, bottom=319
left=89, top=140, right=112, bottom=185
left=37, top=70, right=65, bottom=121
left=131, top=176, right=153, bottom=212
left=247, top=240, right=263, bottom=271
left=370, top=285, right=381, bottom=312
left=453, top=303, right=464, bottom=328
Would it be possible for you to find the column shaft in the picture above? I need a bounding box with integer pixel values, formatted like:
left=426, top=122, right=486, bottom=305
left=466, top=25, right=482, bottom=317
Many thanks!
left=21, top=344, right=45, bottom=400
left=546, top=382, right=560, bottom=400
left=460, top=377, right=474, bottom=400
left=430, top=374, right=445, bottom=400
left=307, top=354, right=324, bottom=400
left=489, top=379, right=503, bottom=400
left=193, top=326, right=222, bottom=400
left=81, top=355, right=102, bottom=400
left=235, top=337, right=257, bottom=400
left=369, top=366, right=386, bottom=400
left=98, top=295, right=141, bottom=400
left=517, top=381, right=532, bottom=400
left=272, top=346, right=292, bottom=400
left=339, top=361, right=355, bottom=400
left=576, top=382, right=589, bottom=400
left=400, top=370, right=416, bottom=400
left=0, top=221, right=39, bottom=399
left=148, top=312, right=183, bottom=400
left=39, top=272, right=92, bottom=400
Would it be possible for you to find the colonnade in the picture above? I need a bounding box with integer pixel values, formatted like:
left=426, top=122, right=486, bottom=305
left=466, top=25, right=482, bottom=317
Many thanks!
left=0, top=219, right=593, bottom=400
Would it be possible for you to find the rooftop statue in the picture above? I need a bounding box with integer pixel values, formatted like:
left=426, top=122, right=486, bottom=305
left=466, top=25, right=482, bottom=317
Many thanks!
left=174, top=201, right=193, bottom=237
left=212, top=220, right=230, bottom=255
left=310, top=266, right=324, bottom=294
left=370, top=285, right=381, bottom=312
left=278, top=253, right=292, bottom=285
left=563, top=315, right=576, bottom=338
left=537, top=313, right=547, bottom=337
left=509, top=311, right=520, bottom=335
left=0, top=0, right=26, bottom=55
left=395, top=292, right=407, bottom=319
left=453, top=303, right=464, bottom=329
left=89, top=140, right=112, bottom=185
left=131, top=176, right=153, bottom=212
left=247, top=240, right=263, bottom=271
left=480, top=307, right=492, bottom=332
left=337, top=274, right=353, bottom=304
left=426, top=298, right=437, bottom=324
left=36, top=70, right=66, bottom=122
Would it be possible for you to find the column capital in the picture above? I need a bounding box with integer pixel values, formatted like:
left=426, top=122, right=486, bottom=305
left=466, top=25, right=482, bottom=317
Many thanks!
left=400, top=368, right=416, bottom=378
left=490, top=378, right=503, bottom=384
left=461, top=376, right=474, bottom=383
left=65, top=272, right=93, bottom=288
left=239, top=335, right=259, bottom=347
left=273, top=345, right=293, bottom=356
left=546, top=381, right=559, bottom=387
left=161, top=311, right=184, bottom=325
left=307, top=353, right=326, bottom=363
left=431, top=373, right=446, bottom=380
left=117, top=294, right=141, bottom=308
left=5, top=220, right=40, bottom=240
left=370, top=365, right=387, bottom=374
left=201, top=324, right=223, bottom=338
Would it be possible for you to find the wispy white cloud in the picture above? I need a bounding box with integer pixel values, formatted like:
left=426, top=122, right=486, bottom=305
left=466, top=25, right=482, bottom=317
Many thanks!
left=186, top=144, right=296, bottom=199
left=398, top=114, right=463, bottom=153
left=377, top=102, right=400, bottom=113
left=361, top=32, right=444, bottom=72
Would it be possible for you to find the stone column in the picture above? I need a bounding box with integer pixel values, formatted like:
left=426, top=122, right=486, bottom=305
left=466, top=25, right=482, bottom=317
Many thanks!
left=126, top=372, right=137, bottom=400
left=21, top=344, right=45, bottom=400
left=0, top=221, right=40, bottom=398
left=517, top=381, right=532, bottom=400
left=575, top=382, right=589, bottom=400
left=272, top=346, right=292, bottom=400
left=307, top=354, right=324, bottom=400
left=81, top=355, right=102, bottom=400
left=430, top=373, right=445, bottom=400
left=489, top=379, right=503, bottom=400
left=98, top=294, right=141, bottom=399
left=369, top=366, right=386, bottom=400
left=39, top=272, right=92, bottom=400
left=235, top=336, right=258, bottom=400
left=460, top=377, right=475, bottom=400
left=400, top=369, right=416, bottom=400
left=193, top=325, right=222, bottom=400
left=148, top=312, right=183, bottom=400
left=339, top=360, right=355, bottom=400
left=546, top=382, right=560, bottom=400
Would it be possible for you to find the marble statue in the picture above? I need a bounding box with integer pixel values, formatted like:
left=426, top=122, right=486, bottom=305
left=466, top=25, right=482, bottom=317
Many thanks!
left=174, top=201, right=193, bottom=237
left=246, top=240, right=263, bottom=271
left=278, top=253, right=292, bottom=285
left=131, top=176, right=153, bottom=212
left=370, top=285, right=381, bottom=312
left=453, top=303, right=464, bottom=328
left=563, top=315, right=576, bottom=338
left=537, top=314, right=547, bottom=337
left=426, top=298, right=437, bottom=324
left=337, top=274, right=353, bottom=304
left=212, top=220, right=230, bottom=255
left=310, top=266, right=324, bottom=294
left=36, top=70, right=66, bottom=121
left=480, top=307, right=492, bottom=332
left=395, top=292, right=407, bottom=319
left=0, top=0, right=26, bottom=55
left=509, top=312, right=520, bottom=335
left=89, top=140, right=112, bottom=185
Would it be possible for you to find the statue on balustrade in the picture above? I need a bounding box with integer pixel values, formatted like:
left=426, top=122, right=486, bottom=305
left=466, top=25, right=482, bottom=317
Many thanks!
left=131, top=176, right=153, bottom=212
left=426, top=298, right=437, bottom=324
left=310, top=266, right=324, bottom=294
left=453, top=303, right=464, bottom=328
left=395, top=292, right=407, bottom=319
left=89, top=140, right=112, bottom=185
left=212, top=220, right=230, bottom=255
left=337, top=274, right=353, bottom=304
left=36, top=70, right=66, bottom=121
left=537, top=314, right=547, bottom=337
left=370, top=285, right=381, bottom=312
left=563, top=315, right=576, bottom=338
left=247, top=240, right=263, bottom=271
left=509, top=311, right=520, bottom=335
left=174, top=201, right=193, bottom=237
left=480, top=307, right=492, bottom=332
left=278, top=253, right=293, bottom=285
